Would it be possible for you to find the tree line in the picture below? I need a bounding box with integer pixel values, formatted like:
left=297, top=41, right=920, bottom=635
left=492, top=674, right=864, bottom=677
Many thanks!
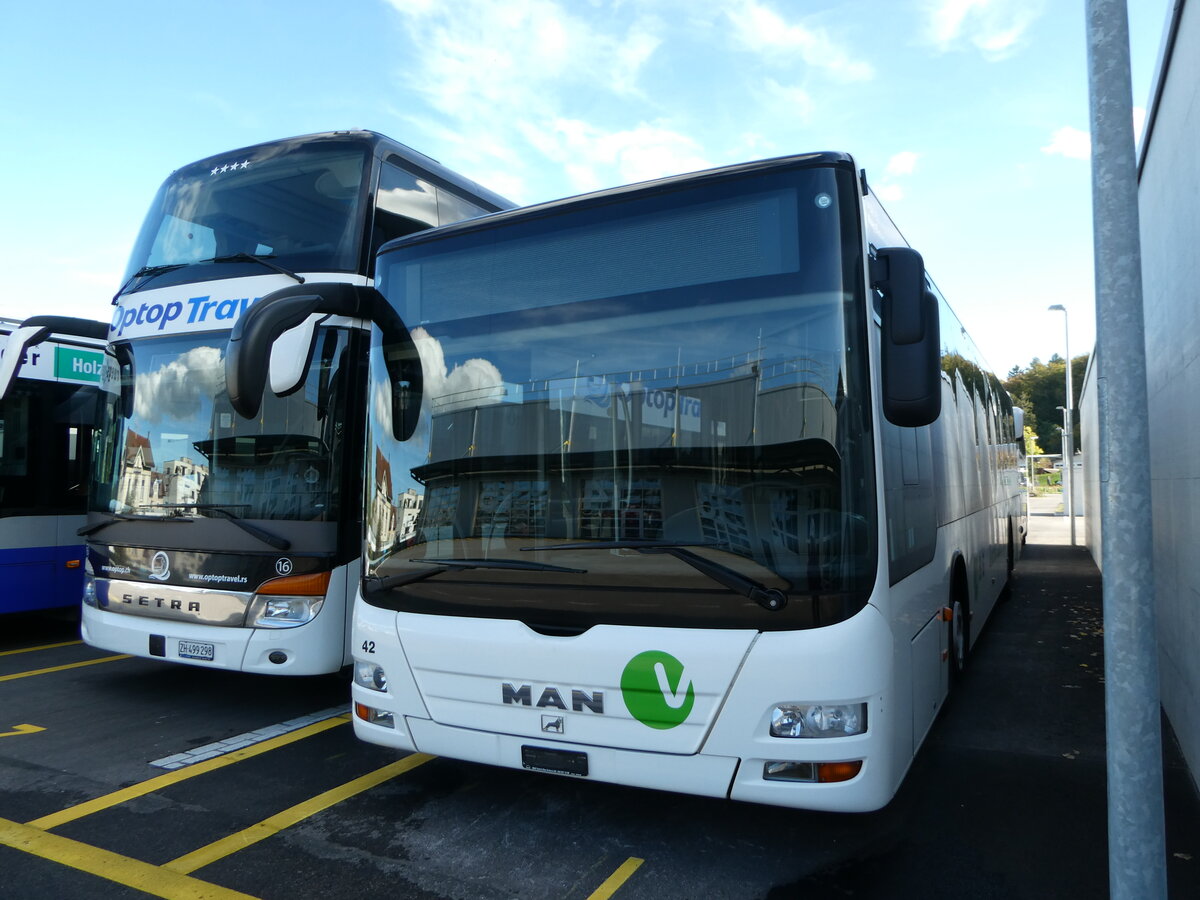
left=1003, top=354, right=1089, bottom=458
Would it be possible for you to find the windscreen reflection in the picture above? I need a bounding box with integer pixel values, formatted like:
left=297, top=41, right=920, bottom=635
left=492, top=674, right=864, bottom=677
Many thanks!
left=93, top=330, right=353, bottom=524
left=365, top=166, right=875, bottom=628
left=123, top=145, right=368, bottom=282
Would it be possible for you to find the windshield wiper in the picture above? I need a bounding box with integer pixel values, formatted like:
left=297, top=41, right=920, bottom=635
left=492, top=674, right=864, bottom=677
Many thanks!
left=156, top=504, right=291, bottom=551
left=112, top=263, right=189, bottom=303
left=78, top=511, right=193, bottom=537
left=363, top=557, right=587, bottom=596
left=208, top=253, right=304, bottom=284
left=525, top=541, right=788, bottom=612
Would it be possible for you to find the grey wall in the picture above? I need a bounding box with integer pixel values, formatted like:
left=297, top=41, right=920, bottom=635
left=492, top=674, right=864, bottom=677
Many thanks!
left=1137, top=0, right=1200, bottom=789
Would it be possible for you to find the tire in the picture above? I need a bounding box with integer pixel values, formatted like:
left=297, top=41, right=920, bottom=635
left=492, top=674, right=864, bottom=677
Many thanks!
left=1000, top=523, right=1015, bottom=602
left=949, top=572, right=970, bottom=684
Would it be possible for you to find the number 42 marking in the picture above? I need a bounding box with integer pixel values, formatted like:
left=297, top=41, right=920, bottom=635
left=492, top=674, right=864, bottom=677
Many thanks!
left=361, top=640, right=376, bottom=654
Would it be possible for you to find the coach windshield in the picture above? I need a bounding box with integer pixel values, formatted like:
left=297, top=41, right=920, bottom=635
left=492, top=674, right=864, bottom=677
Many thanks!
left=121, top=142, right=370, bottom=293
left=364, top=162, right=876, bottom=631
left=90, top=326, right=357, bottom=545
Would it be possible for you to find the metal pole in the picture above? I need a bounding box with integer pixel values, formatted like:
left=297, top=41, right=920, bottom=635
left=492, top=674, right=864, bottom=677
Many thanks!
left=1049, top=305, right=1076, bottom=544
left=1085, top=1, right=1167, bottom=897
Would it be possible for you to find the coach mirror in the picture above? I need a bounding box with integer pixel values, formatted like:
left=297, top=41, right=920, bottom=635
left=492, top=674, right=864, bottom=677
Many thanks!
left=225, top=283, right=424, bottom=442
left=872, top=247, right=941, bottom=427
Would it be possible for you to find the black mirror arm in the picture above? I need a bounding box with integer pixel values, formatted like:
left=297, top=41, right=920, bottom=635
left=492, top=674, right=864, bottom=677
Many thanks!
left=225, top=283, right=422, bottom=441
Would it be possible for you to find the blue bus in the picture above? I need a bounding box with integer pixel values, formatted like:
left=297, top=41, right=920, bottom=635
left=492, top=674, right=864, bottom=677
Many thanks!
left=0, top=316, right=108, bottom=612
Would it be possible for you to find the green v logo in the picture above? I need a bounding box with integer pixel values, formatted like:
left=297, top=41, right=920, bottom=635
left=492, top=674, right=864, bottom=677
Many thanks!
left=620, top=650, right=695, bottom=729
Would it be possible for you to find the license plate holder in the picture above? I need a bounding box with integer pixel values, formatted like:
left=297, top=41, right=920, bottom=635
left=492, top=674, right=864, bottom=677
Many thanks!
left=521, top=745, right=588, bottom=777
left=177, top=639, right=215, bottom=661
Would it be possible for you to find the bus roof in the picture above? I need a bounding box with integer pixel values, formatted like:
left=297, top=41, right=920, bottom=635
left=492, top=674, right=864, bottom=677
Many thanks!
left=171, top=130, right=513, bottom=213
left=376, top=151, right=857, bottom=258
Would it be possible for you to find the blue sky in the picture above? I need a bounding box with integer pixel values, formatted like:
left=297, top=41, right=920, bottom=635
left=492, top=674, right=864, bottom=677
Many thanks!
left=0, top=0, right=1172, bottom=377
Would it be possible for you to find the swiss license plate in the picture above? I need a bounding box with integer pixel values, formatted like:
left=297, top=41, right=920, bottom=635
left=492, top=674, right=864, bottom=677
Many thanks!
left=178, top=640, right=215, bottom=661
left=521, top=745, right=588, bottom=777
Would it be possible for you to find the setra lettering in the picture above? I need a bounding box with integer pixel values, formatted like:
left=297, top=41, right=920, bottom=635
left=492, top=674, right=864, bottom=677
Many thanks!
left=120, top=594, right=200, bottom=613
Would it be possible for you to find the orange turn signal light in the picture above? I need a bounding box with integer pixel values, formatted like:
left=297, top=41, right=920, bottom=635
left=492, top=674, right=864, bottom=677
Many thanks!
left=941, top=606, right=954, bottom=622
left=256, top=570, right=332, bottom=596
left=65, top=559, right=82, bottom=569
left=816, top=761, right=863, bottom=783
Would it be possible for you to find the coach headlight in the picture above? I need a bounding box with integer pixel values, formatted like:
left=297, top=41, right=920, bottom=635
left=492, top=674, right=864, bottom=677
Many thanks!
left=353, top=662, right=388, bottom=692
left=770, top=703, right=867, bottom=738
left=246, top=571, right=330, bottom=628
left=82, top=573, right=98, bottom=608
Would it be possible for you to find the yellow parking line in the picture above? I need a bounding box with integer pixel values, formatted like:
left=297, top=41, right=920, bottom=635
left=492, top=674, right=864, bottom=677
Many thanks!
left=0, top=654, right=130, bottom=682
left=28, top=716, right=350, bottom=831
left=164, top=754, right=435, bottom=874
left=0, top=640, right=83, bottom=657
left=588, top=857, right=645, bottom=900
left=0, top=816, right=257, bottom=900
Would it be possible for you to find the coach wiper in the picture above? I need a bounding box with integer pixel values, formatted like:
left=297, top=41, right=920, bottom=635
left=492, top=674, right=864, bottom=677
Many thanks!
left=112, top=263, right=189, bottom=303
left=207, top=253, right=305, bottom=284
left=78, top=511, right=193, bottom=536
left=156, top=503, right=291, bottom=551
left=525, top=540, right=789, bottom=612
left=363, top=558, right=588, bottom=595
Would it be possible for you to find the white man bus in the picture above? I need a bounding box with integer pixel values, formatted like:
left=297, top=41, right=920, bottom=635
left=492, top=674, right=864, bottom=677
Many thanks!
left=228, top=152, right=1026, bottom=809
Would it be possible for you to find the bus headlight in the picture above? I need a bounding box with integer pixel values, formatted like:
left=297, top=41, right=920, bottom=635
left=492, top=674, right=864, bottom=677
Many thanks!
left=770, top=703, right=867, bottom=738
left=353, top=662, right=388, bottom=692
left=247, top=595, right=325, bottom=628
left=246, top=571, right=331, bottom=629
left=82, top=574, right=98, bottom=608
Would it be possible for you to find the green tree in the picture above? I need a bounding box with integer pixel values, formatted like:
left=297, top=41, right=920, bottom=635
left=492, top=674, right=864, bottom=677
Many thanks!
left=1024, top=425, right=1043, bottom=457
left=1004, top=353, right=1088, bottom=457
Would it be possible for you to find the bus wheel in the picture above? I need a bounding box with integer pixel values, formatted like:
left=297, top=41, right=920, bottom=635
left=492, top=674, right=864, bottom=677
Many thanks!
left=949, top=578, right=970, bottom=683
left=1000, top=523, right=1015, bottom=602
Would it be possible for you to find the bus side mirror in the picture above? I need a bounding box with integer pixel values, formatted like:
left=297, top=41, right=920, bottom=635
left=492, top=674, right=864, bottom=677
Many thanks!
left=267, top=313, right=324, bottom=398
left=873, top=247, right=941, bottom=427
left=226, top=283, right=424, bottom=442
left=0, top=316, right=109, bottom=401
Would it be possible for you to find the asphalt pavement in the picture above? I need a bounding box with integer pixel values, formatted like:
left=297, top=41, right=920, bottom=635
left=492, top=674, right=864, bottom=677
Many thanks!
left=2, top=496, right=1198, bottom=899
left=789, top=494, right=1200, bottom=899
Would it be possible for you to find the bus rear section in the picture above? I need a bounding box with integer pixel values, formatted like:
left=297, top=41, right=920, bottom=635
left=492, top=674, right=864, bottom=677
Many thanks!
left=0, top=317, right=107, bottom=614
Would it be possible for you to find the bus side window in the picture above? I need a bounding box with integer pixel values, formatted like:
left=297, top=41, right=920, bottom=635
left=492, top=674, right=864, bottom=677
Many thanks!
left=372, top=163, right=439, bottom=260
left=881, top=415, right=937, bottom=584
left=437, top=189, right=490, bottom=225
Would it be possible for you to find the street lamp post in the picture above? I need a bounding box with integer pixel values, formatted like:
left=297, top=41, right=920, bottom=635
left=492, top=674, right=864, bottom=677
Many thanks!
left=1048, top=303, right=1075, bottom=545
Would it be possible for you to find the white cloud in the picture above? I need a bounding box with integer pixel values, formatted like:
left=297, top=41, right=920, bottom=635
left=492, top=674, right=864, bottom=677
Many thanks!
left=135, top=346, right=224, bottom=423
left=762, top=79, right=815, bottom=122
left=538, top=119, right=712, bottom=193
left=875, top=184, right=905, bottom=203
left=725, top=0, right=873, bottom=81
left=412, top=326, right=506, bottom=413
left=875, top=152, right=918, bottom=203
left=924, top=0, right=1045, bottom=60
left=383, top=0, right=675, bottom=200
left=885, top=151, right=920, bottom=176
left=1041, top=126, right=1091, bottom=160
